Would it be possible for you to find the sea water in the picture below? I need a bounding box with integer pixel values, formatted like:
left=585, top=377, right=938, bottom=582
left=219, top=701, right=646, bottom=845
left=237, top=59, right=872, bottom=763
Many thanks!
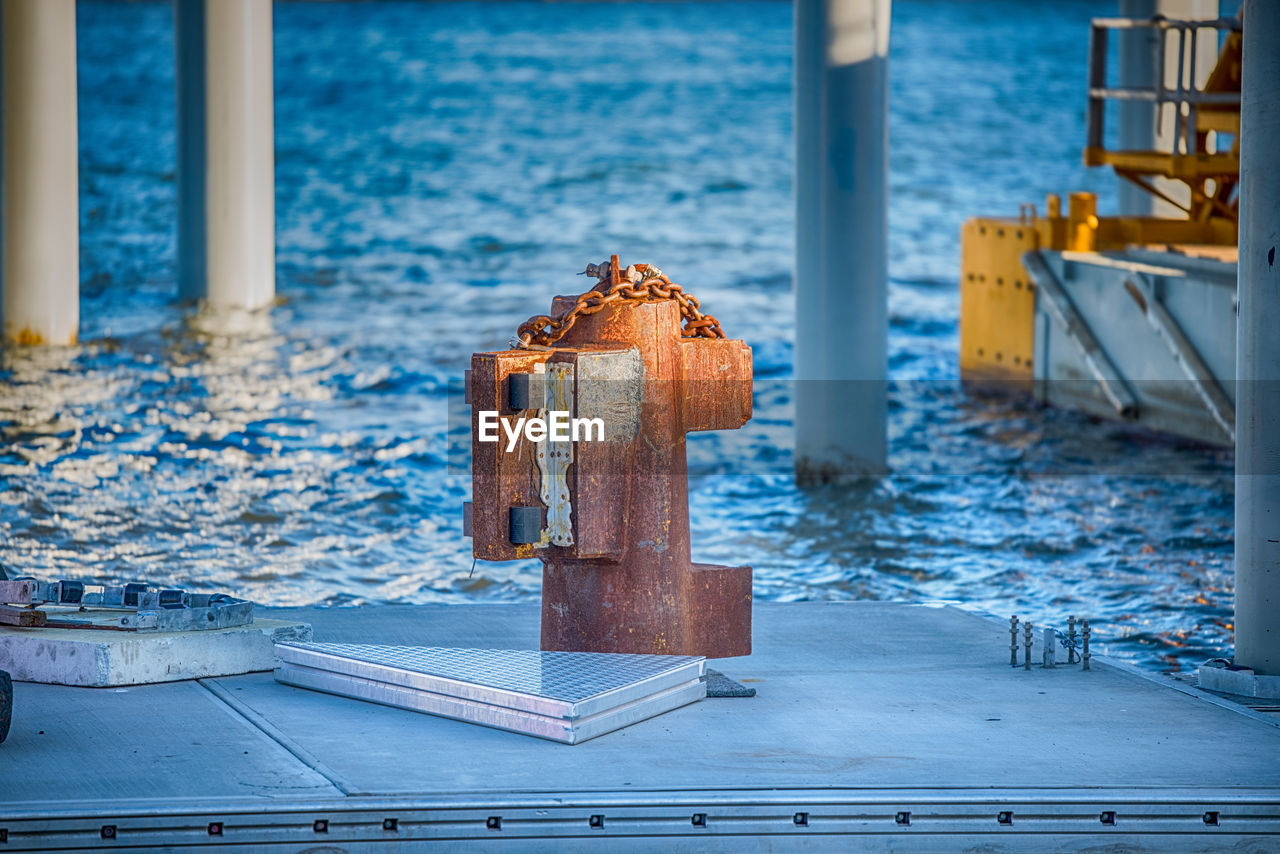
left=0, top=0, right=1235, bottom=671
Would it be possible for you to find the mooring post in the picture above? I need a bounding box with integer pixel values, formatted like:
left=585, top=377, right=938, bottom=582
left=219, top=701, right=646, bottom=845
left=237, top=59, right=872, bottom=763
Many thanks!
left=1234, top=0, right=1280, bottom=676
left=175, top=0, right=275, bottom=311
left=1115, top=0, right=1219, bottom=217
left=0, top=0, right=80, bottom=347
left=467, top=259, right=754, bottom=658
left=794, top=0, right=890, bottom=483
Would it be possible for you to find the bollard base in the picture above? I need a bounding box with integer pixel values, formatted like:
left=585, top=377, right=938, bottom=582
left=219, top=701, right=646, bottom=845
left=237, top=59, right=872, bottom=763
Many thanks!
left=542, top=561, right=752, bottom=659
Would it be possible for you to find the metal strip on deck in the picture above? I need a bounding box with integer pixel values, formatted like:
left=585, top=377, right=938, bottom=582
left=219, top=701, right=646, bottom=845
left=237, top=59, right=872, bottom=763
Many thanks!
left=2, top=789, right=1279, bottom=852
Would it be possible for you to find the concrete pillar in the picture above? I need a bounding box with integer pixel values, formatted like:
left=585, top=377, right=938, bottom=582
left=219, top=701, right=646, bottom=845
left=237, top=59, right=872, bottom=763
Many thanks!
left=176, top=0, right=275, bottom=310
left=0, top=0, right=79, bottom=346
left=1234, top=0, right=1280, bottom=675
left=794, top=0, right=890, bottom=483
left=1116, top=0, right=1219, bottom=217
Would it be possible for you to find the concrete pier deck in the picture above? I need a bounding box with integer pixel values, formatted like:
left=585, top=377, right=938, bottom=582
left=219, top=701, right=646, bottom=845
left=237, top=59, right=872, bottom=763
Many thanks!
left=1, top=602, right=1278, bottom=852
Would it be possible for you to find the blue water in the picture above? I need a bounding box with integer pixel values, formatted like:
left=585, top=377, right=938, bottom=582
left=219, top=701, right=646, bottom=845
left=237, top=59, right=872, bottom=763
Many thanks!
left=0, top=0, right=1235, bottom=671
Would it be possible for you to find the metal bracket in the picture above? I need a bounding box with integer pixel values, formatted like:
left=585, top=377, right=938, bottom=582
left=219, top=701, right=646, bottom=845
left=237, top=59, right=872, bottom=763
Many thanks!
left=509, top=372, right=547, bottom=411
left=0, top=579, right=254, bottom=631
left=1123, top=271, right=1235, bottom=443
left=508, top=506, right=543, bottom=545
left=536, top=362, right=574, bottom=547
left=1023, top=250, right=1139, bottom=418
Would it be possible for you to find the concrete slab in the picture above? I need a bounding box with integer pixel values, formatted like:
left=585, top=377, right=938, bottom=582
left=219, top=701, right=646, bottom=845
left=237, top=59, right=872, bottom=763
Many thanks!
left=0, top=617, right=312, bottom=687
left=1199, top=662, right=1280, bottom=699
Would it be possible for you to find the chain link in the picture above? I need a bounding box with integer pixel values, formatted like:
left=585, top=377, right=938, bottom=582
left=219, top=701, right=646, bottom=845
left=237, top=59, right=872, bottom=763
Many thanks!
left=513, top=257, right=726, bottom=349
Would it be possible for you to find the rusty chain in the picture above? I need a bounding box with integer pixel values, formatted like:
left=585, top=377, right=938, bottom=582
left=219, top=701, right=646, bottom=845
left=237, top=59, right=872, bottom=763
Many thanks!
left=512, top=257, right=725, bottom=349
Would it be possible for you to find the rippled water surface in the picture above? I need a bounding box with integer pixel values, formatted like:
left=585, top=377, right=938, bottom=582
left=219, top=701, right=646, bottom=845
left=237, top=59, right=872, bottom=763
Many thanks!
left=0, top=0, right=1235, bottom=671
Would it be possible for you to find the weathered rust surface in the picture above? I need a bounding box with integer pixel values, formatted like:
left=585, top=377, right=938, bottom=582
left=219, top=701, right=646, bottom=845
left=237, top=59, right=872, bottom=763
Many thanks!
left=564, top=347, right=639, bottom=560
left=0, top=606, right=47, bottom=628
left=469, top=349, right=550, bottom=562
left=677, top=337, right=752, bottom=433
left=469, top=263, right=753, bottom=659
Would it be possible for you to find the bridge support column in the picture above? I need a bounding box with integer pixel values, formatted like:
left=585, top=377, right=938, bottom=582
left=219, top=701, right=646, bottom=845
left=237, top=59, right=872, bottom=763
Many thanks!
left=794, top=0, right=890, bottom=483
left=176, top=0, right=275, bottom=310
left=1, top=0, right=79, bottom=347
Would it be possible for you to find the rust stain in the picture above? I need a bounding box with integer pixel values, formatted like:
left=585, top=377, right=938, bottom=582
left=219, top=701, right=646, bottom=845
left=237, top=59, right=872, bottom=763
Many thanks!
left=14, top=327, right=45, bottom=346
left=3, top=326, right=76, bottom=347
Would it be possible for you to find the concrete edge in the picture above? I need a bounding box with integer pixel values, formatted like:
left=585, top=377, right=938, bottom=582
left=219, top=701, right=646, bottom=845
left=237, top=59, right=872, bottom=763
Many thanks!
left=0, top=618, right=314, bottom=687
left=1197, top=664, right=1280, bottom=699
left=6, top=785, right=1280, bottom=820
left=949, top=603, right=1280, bottom=730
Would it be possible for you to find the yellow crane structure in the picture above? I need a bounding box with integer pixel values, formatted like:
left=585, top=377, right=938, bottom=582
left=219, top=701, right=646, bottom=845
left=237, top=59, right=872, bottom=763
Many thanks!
left=960, top=14, right=1241, bottom=401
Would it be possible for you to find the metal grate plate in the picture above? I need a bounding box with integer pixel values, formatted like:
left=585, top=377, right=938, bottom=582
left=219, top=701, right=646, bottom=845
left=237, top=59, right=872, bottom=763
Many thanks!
left=274, top=643, right=706, bottom=744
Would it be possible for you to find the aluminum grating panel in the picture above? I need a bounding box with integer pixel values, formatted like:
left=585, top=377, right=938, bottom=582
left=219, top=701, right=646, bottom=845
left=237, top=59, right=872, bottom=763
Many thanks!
left=278, top=643, right=701, bottom=702
left=273, top=643, right=707, bottom=743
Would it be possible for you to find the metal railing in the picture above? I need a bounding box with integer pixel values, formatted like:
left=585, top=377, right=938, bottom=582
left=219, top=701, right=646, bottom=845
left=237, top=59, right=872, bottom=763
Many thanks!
left=1086, top=16, right=1242, bottom=159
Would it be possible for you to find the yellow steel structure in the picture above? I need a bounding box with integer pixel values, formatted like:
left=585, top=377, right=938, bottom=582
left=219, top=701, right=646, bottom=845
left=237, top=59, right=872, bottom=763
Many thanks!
left=959, top=216, right=1040, bottom=385
left=960, top=14, right=1240, bottom=388
left=1084, top=28, right=1241, bottom=224
left=960, top=193, right=1236, bottom=386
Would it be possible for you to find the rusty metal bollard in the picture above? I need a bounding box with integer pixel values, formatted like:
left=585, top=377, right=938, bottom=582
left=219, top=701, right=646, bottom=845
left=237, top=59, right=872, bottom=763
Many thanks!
left=464, top=257, right=753, bottom=658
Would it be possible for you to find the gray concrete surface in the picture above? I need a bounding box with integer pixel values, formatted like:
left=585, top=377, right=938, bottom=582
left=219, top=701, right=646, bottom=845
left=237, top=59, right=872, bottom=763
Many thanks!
left=0, top=617, right=311, bottom=687
left=0, top=602, right=1277, bottom=852
left=7, top=678, right=338, bottom=803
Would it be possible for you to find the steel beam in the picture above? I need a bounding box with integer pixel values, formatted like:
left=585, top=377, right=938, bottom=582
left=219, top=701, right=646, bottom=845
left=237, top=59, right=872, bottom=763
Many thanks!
left=1123, top=270, right=1234, bottom=442
left=1023, top=250, right=1139, bottom=418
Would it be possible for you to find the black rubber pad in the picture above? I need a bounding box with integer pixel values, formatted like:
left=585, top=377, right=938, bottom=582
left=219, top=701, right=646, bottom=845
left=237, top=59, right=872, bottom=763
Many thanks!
left=705, top=668, right=756, bottom=698
left=0, top=670, right=12, bottom=744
